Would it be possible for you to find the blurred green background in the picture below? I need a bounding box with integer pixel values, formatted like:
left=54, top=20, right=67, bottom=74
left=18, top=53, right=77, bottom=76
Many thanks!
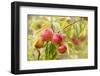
left=27, top=15, right=88, bottom=61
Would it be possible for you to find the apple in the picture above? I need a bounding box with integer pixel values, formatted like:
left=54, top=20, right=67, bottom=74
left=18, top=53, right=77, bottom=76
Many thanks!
left=79, top=35, right=86, bottom=42
left=52, top=33, right=63, bottom=44
left=71, top=36, right=80, bottom=45
left=41, top=28, right=53, bottom=41
left=35, top=37, right=44, bottom=48
left=58, top=44, right=67, bottom=53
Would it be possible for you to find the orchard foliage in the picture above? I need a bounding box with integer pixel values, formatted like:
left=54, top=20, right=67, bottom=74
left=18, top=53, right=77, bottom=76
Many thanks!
left=28, top=15, right=88, bottom=61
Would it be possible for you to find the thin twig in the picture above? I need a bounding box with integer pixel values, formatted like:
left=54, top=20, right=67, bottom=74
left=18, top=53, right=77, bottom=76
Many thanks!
left=51, top=24, right=54, bottom=32
left=37, top=49, right=40, bottom=60
left=51, top=17, right=54, bottom=32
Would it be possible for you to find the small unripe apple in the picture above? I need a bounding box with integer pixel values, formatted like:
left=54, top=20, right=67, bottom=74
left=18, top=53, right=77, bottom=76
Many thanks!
left=52, top=33, right=63, bottom=44
left=41, top=28, right=53, bottom=41
left=35, top=37, right=44, bottom=48
left=58, top=44, right=67, bottom=53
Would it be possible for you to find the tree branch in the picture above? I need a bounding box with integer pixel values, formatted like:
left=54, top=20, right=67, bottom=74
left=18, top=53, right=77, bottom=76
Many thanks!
left=63, top=19, right=81, bottom=30
left=37, top=49, right=40, bottom=60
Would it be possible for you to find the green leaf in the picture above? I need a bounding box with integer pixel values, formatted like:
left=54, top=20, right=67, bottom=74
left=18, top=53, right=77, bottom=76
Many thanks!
left=45, top=42, right=49, bottom=60
left=49, top=43, right=57, bottom=59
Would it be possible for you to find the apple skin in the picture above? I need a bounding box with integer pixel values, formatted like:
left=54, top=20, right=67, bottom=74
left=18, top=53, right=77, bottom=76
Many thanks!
left=79, top=35, right=86, bottom=42
left=52, top=33, right=63, bottom=44
left=35, top=37, right=44, bottom=48
left=71, top=36, right=80, bottom=45
left=58, top=44, right=67, bottom=53
left=41, top=28, right=53, bottom=41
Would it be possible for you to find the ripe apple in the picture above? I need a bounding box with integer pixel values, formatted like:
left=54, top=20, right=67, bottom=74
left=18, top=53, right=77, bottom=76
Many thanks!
left=58, top=44, right=67, bottom=53
left=52, top=33, right=63, bottom=44
left=41, top=28, right=53, bottom=41
left=35, top=37, right=44, bottom=48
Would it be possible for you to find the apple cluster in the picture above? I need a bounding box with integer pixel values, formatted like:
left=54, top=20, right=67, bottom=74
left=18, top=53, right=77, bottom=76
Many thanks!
left=35, top=28, right=67, bottom=54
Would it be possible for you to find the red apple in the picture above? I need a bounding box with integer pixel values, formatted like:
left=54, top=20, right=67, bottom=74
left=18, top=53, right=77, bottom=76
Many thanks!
left=41, top=28, right=53, bottom=41
left=71, top=36, right=80, bottom=45
left=58, top=44, right=67, bottom=53
left=52, top=33, right=63, bottom=44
